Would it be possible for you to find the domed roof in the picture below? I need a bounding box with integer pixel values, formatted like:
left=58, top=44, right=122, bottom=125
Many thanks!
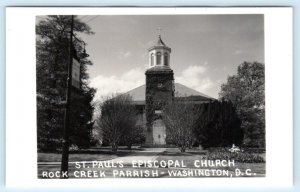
left=148, top=35, right=171, bottom=52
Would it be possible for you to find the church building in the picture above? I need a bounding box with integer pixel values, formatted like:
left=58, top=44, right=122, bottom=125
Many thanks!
left=125, top=34, right=215, bottom=146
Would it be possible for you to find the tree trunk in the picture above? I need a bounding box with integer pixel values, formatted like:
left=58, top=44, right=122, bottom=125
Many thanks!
left=180, top=146, right=186, bottom=152
left=111, top=143, right=118, bottom=153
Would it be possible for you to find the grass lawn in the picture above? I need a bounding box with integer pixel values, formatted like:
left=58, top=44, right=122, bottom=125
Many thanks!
left=38, top=146, right=147, bottom=162
left=38, top=152, right=118, bottom=162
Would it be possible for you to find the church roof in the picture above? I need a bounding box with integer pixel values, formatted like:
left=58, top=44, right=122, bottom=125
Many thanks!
left=125, top=83, right=215, bottom=105
left=174, top=83, right=214, bottom=99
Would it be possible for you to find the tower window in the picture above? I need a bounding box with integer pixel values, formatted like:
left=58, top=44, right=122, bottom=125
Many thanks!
left=164, top=53, right=168, bottom=66
left=156, top=52, right=161, bottom=65
left=151, top=53, right=154, bottom=66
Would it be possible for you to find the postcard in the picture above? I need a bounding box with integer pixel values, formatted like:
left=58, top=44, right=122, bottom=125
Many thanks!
left=6, top=7, right=293, bottom=188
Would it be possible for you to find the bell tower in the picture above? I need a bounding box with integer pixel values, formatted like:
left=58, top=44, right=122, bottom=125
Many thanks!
left=145, top=33, right=174, bottom=146
left=148, top=35, right=171, bottom=69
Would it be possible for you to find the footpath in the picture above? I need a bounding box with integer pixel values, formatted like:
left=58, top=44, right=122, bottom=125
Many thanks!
left=111, top=148, right=166, bottom=165
left=38, top=148, right=166, bottom=165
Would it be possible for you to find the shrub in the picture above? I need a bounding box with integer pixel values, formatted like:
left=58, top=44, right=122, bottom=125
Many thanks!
left=207, top=148, right=265, bottom=163
left=69, top=144, right=79, bottom=152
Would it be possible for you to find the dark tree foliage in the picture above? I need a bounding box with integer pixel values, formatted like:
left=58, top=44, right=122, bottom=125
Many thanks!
left=36, top=16, right=96, bottom=151
left=119, top=125, right=145, bottom=150
left=194, top=100, right=243, bottom=149
left=219, top=62, right=265, bottom=148
left=97, top=94, right=139, bottom=153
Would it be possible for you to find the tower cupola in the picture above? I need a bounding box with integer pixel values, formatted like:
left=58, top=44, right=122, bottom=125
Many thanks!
left=148, top=35, right=171, bottom=69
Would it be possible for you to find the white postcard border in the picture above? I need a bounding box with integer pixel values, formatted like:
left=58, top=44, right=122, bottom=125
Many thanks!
left=6, top=7, right=293, bottom=188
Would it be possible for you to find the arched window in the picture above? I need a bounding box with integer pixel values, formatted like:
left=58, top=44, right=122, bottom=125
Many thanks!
left=164, top=53, right=168, bottom=66
left=150, top=53, right=154, bottom=66
left=156, top=52, right=161, bottom=65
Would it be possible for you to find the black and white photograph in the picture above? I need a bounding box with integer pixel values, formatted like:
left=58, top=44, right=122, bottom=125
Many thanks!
left=36, top=13, right=266, bottom=179
left=5, top=7, right=294, bottom=188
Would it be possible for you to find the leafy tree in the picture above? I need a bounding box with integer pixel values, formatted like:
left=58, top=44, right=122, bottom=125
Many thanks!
left=194, top=101, right=243, bottom=149
left=219, top=61, right=265, bottom=148
left=163, top=99, right=198, bottom=152
left=36, top=16, right=96, bottom=151
left=96, top=94, right=138, bottom=153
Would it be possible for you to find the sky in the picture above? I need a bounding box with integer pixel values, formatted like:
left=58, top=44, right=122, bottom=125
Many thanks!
left=77, top=14, right=264, bottom=100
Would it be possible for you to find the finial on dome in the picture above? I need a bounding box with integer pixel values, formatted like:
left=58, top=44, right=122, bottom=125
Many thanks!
left=155, top=27, right=167, bottom=47
left=157, top=27, right=162, bottom=38
left=148, top=28, right=171, bottom=50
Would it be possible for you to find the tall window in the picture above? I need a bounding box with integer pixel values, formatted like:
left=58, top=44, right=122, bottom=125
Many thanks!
left=151, top=53, right=154, bottom=66
left=164, top=53, right=168, bottom=66
left=156, top=52, right=161, bottom=65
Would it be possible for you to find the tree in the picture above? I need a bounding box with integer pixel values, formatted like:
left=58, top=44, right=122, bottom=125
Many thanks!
left=36, top=16, right=96, bottom=151
left=219, top=61, right=265, bottom=148
left=96, top=94, right=138, bottom=153
left=120, top=125, right=145, bottom=150
left=194, top=100, right=243, bottom=149
left=163, top=99, right=198, bottom=152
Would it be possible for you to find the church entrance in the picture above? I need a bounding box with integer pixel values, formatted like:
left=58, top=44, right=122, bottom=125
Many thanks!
left=152, top=119, right=166, bottom=145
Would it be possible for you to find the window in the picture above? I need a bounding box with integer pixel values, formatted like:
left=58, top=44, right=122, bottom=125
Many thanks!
left=164, top=53, right=168, bottom=66
left=156, top=52, right=161, bottom=65
left=150, top=53, right=154, bottom=66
